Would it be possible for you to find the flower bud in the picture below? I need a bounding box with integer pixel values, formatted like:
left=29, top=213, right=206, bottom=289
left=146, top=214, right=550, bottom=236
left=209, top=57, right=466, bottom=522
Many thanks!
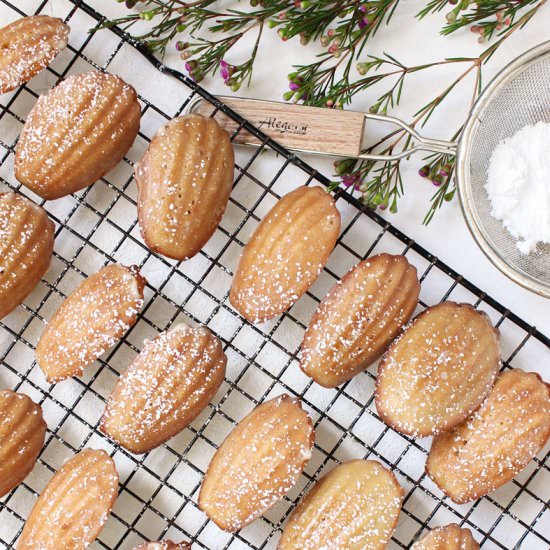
left=418, top=165, right=430, bottom=178
left=446, top=11, right=457, bottom=23
left=139, top=10, right=155, bottom=21
left=283, top=90, right=295, bottom=101
left=357, top=62, right=368, bottom=75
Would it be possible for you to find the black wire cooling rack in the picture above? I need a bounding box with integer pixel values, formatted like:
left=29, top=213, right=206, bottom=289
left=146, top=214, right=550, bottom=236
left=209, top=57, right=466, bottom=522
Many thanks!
left=0, top=1, right=549, bottom=549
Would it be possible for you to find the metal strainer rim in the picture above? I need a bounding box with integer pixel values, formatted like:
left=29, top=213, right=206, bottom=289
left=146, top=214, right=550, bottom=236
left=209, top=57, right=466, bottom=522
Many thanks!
left=457, top=40, right=550, bottom=299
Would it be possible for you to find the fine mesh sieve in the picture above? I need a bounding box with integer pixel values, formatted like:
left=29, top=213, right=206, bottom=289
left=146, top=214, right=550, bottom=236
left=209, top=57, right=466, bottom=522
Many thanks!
left=457, top=40, right=550, bottom=298
left=189, top=41, right=550, bottom=298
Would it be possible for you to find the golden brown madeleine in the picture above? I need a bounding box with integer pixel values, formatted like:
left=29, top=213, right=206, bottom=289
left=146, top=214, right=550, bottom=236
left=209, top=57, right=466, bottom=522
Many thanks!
left=278, top=460, right=403, bottom=550
left=136, top=114, right=234, bottom=260
left=427, top=369, right=550, bottom=504
left=411, top=524, right=479, bottom=550
left=18, top=448, right=118, bottom=549
left=230, top=186, right=340, bottom=323
left=375, top=302, right=500, bottom=437
left=199, top=395, right=314, bottom=532
left=133, top=542, right=191, bottom=550
left=36, top=264, right=145, bottom=382
left=0, top=15, right=69, bottom=94
left=300, top=253, right=419, bottom=388
left=15, top=71, right=140, bottom=199
left=0, top=390, right=46, bottom=498
left=0, top=192, right=54, bottom=319
left=101, top=323, right=226, bottom=454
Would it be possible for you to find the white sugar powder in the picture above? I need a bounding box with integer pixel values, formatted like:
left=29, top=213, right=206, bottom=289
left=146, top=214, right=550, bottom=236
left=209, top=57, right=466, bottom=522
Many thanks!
left=486, top=121, right=550, bottom=254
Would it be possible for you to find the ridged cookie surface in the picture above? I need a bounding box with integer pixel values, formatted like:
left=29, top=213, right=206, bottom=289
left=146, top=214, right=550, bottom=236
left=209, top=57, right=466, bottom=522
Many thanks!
left=36, top=263, right=145, bottom=382
left=101, top=323, right=226, bottom=454
left=278, top=460, right=403, bottom=550
left=18, top=448, right=118, bottom=549
left=0, top=390, right=46, bottom=498
left=0, top=192, right=54, bottom=319
left=427, top=369, right=550, bottom=504
left=0, top=15, right=69, bottom=94
left=300, top=253, right=419, bottom=387
left=375, top=302, right=500, bottom=437
left=230, top=186, right=340, bottom=322
left=411, top=524, right=479, bottom=550
left=136, top=114, right=234, bottom=260
left=133, top=542, right=191, bottom=550
left=199, top=395, right=314, bottom=531
left=15, top=71, right=140, bottom=199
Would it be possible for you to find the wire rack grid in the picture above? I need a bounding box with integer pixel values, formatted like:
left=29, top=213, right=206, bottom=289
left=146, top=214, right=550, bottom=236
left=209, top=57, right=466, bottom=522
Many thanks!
left=0, top=1, right=548, bottom=549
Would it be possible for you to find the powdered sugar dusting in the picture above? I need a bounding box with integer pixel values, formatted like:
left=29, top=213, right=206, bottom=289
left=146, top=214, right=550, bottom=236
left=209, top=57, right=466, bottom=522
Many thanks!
left=0, top=192, right=54, bottom=320
left=375, top=301, right=501, bottom=437
left=17, top=448, right=118, bottom=548
left=136, top=114, right=234, bottom=261
left=427, top=369, right=550, bottom=503
left=230, top=186, right=340, bottom=323
left=199, top=394, right=314, bottom=531
left=36, top=263, right=145, bottom=382
left=280, top=460, right=403, bottom=549
left=15, top=71, right=140, bottom=199
left=301, top=253, right=419, bottom=387
left=0, top=390, right=46, bottom=498
left=101, top=323, right=226, bottom=454
left=0, top=16, right=69, bottom=94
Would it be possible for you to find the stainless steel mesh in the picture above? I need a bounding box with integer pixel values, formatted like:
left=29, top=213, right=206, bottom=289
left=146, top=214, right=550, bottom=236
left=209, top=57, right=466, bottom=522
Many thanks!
left=459, top=43, right=550, bottom=296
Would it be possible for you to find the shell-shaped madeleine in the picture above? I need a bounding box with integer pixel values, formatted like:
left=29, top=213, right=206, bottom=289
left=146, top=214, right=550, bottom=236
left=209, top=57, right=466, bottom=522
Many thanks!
left=199, top=395, right=314, bottom=532
left=375, top=302, right=500, bottom=437
left=18, top=448, right=118, bottom=549
left=230, top=186, right=340, bottom=323
left=427, top=369, right=550, bottom=504
left=15, top=71, right=141, bottom=199
left=0, top=192, right=54, bottom=319
left=300, top=253, right=419, bottom=388
left=411, top=524, right=479, bottom=550
left=0, top=390, right=46, bottom=498
left=136, top=114, right=234, bottom=260
left=278, top=460, right=403, bottom=550
left=0, top=16, right=69, bottom=94
left=36, top=264, right=146, bottom=383
left=133, top=542, right=191, bottom=550
left=101, top=323, right=226, bottom=454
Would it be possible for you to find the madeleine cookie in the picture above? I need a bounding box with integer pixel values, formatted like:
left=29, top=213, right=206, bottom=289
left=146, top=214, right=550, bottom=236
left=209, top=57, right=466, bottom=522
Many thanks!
left=15, top=71, right=140, bottom=199
left=411, top=524, right=479, bottom=550
left=0, top=15, right=69, bottom=94
left=18, top=449, right=118, bottom=549
left=36, top=264, right=145, bottom=382
left=279, top=460, right=403, bottom=550
left=427, top=369, right=550, bottom=504
left=0, top=390, right=46, bottom=498
left=101, top=323, right=226, bottom=454
left=136, top=114, right=234, bottom=260
left=375, top=302, right=500, bottom=437
left=199, top=395, right=314, bottom=531
left=134, top=542, right=191, bottom=550
left=230, top=186, right=340, bottom=323
left=300, top=253, right=419, bottom=387
left=0, top=192, right=54, bottom=320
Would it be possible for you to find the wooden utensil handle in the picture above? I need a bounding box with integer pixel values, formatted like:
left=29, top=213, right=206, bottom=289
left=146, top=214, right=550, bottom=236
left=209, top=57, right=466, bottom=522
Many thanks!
left=192, top=96, right=366, bottom=157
